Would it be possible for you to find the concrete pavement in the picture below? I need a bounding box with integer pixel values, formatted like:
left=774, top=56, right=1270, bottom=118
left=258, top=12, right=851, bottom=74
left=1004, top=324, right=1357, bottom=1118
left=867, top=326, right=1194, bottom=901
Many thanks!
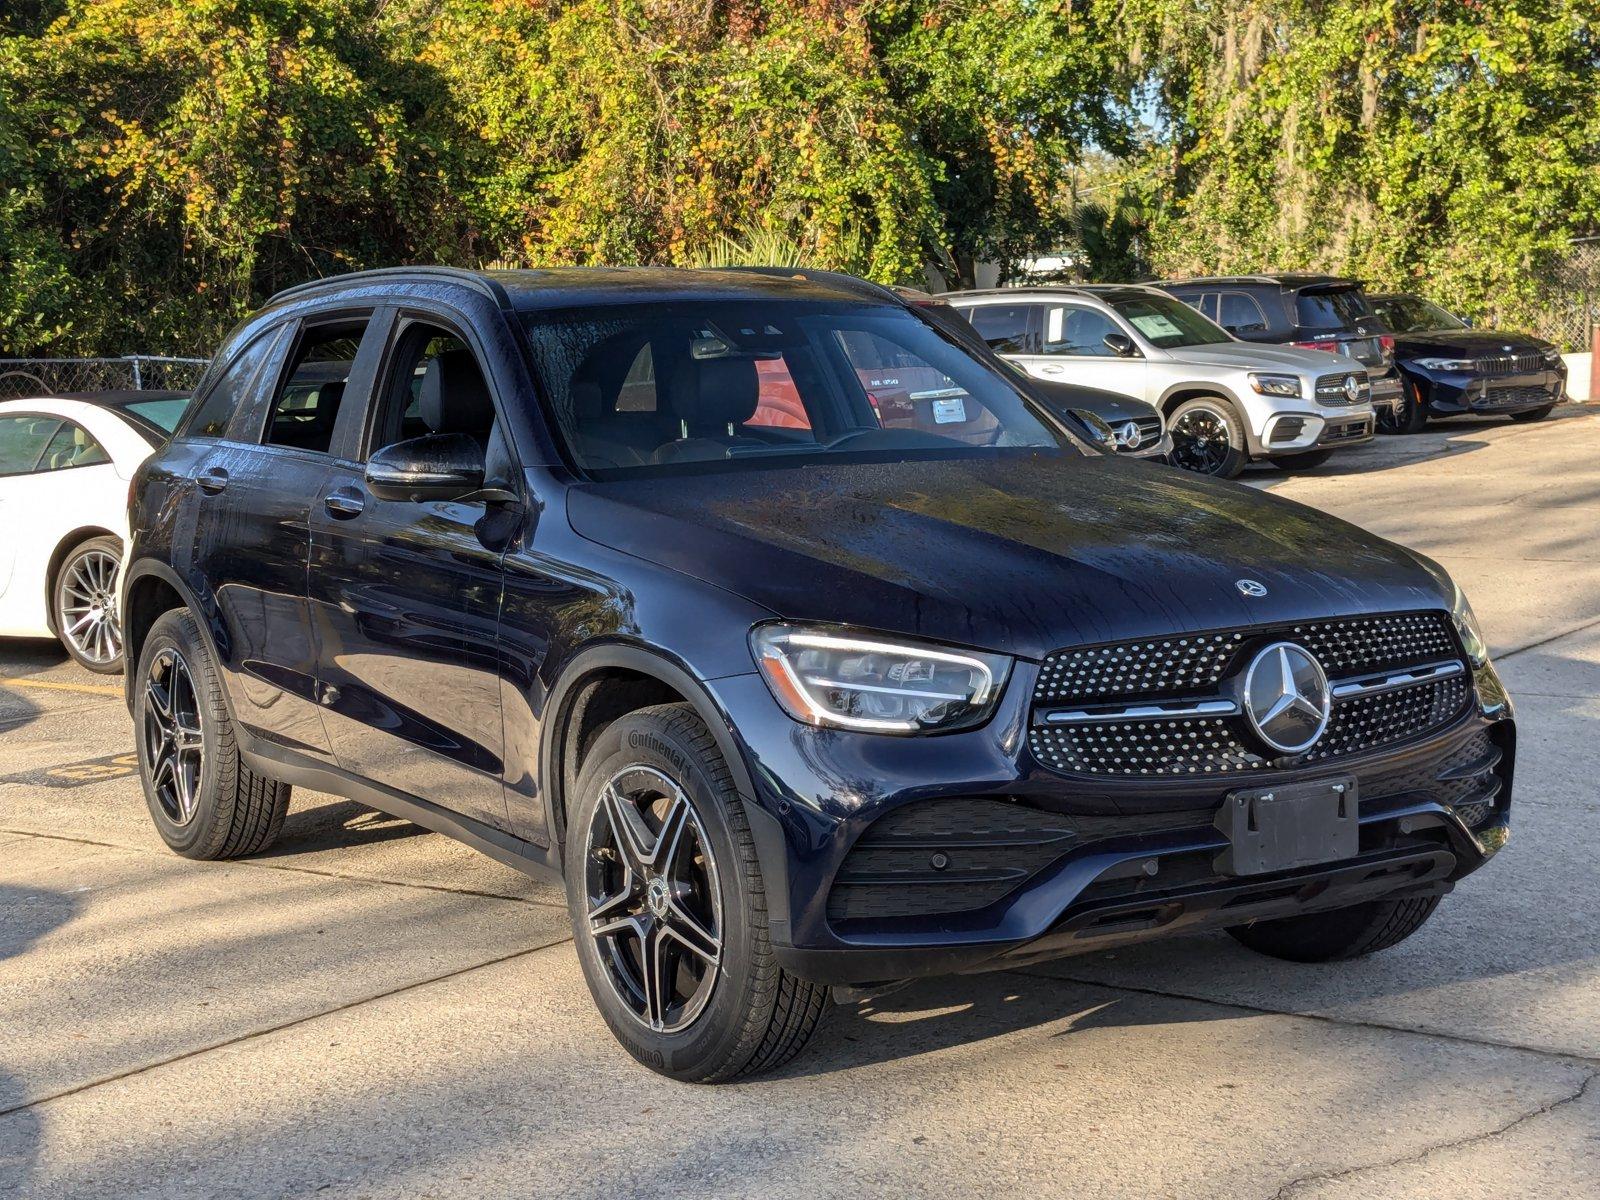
left=2, top=407, right=1598, bottom=1198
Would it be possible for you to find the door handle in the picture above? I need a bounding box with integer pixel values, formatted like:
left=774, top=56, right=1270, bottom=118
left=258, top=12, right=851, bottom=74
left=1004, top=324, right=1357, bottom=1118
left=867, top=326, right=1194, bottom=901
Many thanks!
left=197, top=467, right=229, bottom=495
left=323, top=487, right=365, bottom=519
left=1038, top=364, right=1068, bottom=376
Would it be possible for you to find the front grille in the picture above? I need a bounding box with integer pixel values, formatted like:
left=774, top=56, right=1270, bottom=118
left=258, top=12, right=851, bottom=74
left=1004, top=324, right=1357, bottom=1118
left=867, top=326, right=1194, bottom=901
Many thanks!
left=1475, top=384, right=1554, bottom=410
left=1475, top=352, right=1548, bottom=375
left=1029, top=612, right=1467, bottom=778
left=1314, top=372, right=1369, bottom=406
left=1319, top=417, right=1372, bottom=444
left=1115, top=413, right=1166, bottom=454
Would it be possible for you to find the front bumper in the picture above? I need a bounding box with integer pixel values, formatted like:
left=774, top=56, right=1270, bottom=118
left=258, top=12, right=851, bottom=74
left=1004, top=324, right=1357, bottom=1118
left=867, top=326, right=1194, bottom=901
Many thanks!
left=1404, top=365, right=1566, bottom=416
left=713, top=661, right=1514, bottom=987
left=1257, top=405, right=1376, bottom=456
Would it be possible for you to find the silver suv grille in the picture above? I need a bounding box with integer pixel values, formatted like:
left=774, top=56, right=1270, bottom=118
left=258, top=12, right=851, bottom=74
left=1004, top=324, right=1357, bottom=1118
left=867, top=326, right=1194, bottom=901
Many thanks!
left=1314, top=372, right=1370, bottom=405
left=1028, top=612, right=1467, bottom=777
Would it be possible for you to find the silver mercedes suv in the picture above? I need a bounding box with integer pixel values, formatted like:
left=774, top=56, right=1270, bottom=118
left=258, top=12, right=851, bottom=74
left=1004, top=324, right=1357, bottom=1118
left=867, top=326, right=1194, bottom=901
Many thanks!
left=948, top=285, right=1376, bottom=478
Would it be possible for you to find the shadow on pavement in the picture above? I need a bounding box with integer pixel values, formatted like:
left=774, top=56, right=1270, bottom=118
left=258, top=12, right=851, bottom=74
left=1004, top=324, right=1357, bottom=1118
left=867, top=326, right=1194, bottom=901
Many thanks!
left=0, top=884, right=81, bottom=1190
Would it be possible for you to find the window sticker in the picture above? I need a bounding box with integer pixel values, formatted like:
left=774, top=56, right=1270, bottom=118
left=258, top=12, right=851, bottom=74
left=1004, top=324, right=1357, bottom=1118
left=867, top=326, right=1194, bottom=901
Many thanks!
left=1129, top=313, right=1182, bottom=340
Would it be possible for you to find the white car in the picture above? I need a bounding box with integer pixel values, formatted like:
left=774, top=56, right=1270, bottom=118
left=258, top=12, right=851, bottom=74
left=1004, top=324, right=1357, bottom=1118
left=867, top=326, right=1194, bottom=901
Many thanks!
left=948, top=285, right=1377, bottom=478
left=0, top=391, right=190, bottom=672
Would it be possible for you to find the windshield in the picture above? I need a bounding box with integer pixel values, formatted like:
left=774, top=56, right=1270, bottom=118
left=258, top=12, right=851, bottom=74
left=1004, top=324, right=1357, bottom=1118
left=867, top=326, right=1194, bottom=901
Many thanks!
left=1370, top=295, right=1466, bottom=333
left=124, top=396, right=191, bottom=433
left=521, top=301, right=1077, bottom=478
left=1106, top=294, right=1233, bottom=348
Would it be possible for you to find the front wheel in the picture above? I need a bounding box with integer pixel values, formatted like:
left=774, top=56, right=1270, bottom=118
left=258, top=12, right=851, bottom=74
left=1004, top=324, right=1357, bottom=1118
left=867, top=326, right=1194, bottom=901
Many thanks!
left=1227, top=894, right=1441, bottom=962
left=54, top=535, right=124, bottom=673
left=1378, top=382, right=1428, bottom=433
left=566, top=703, right=828, bottom=1082
left=1166, top=397, right=1248, bottom=479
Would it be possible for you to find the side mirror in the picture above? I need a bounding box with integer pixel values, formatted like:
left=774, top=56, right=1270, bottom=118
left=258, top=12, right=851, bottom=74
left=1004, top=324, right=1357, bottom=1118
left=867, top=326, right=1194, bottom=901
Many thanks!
left=1461, top=315, right=1474, bottom=328
left=366, top=432, right=487, bottom=502
left=1103, top=333, right=1138, bottom=358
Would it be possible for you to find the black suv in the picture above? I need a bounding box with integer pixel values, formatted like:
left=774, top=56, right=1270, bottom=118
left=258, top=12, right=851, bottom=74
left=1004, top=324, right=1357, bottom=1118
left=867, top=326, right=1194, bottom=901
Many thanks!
left=122, top=267, right=1515, bottom=1081
left=1160, top=274, right=1406, bottom=421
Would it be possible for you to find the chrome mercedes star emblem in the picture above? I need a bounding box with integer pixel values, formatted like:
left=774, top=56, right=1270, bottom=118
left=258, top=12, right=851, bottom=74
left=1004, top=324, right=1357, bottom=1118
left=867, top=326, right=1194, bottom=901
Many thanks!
left=1236, top=579, right=1268, bottom=598
left=1117, top=420, right=1142, bottom=449
left=1243, top=641, right=1332, bottom=754
left=1343, top=374, right=1361, bottom=402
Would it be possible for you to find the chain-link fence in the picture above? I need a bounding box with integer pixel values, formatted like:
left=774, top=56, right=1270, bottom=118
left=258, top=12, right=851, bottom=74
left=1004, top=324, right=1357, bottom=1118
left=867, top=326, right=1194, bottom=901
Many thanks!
left=1533, top=238, right=1600, bottom=352
left=0, top=356, right=208, bottom=401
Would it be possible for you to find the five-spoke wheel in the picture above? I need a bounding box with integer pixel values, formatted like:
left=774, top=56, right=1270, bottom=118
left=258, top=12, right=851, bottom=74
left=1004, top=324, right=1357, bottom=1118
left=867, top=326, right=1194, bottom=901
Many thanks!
left=584, top=765, right=723, bottom=1034
left=142, top=647, right=205, bottom=826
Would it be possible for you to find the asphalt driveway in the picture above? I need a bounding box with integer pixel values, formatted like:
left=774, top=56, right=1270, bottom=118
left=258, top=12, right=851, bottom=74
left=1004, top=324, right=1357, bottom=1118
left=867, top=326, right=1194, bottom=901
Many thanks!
left=3, top=407, right=1598, bottom=1198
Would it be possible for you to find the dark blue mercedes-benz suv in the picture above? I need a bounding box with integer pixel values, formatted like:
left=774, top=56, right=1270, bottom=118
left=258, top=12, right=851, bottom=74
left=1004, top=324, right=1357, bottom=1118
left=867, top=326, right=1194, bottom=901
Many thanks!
left=121, top=267, right=1515, bottom=1081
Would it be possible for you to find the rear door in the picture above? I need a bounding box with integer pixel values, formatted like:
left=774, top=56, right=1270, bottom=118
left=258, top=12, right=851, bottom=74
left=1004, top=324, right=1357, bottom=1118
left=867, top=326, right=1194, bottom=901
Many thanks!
left=305, top=310, right=517, bottom=831
left=185, top=313, right=374, bottom=762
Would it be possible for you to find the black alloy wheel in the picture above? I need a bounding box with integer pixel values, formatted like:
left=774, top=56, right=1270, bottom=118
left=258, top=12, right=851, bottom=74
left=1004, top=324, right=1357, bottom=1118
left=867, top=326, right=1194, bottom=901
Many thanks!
left=1167, top=397, right=1247, bottom=479
left=142, top=646, right=205, bottom=826
left=583, top=764, right=725, bottom=1034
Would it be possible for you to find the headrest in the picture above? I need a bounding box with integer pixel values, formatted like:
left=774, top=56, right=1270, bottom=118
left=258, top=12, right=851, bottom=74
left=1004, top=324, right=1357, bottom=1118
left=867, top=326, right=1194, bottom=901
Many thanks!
left=315, top=380, right=345, bottom=427
left=419, top=349, right=495, bottom=436
left=668, top=356, right=759, bottom=429
left=570, top=379, right=604, bottom=422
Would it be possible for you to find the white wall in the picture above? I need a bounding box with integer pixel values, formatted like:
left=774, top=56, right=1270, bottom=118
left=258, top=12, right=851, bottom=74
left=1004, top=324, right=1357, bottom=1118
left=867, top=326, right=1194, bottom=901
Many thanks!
left=1563, top=352, right=1592, bottom=402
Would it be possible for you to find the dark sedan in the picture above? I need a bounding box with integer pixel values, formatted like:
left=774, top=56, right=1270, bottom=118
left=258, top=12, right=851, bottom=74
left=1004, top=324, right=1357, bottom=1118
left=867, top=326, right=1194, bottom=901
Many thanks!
left=1367, top=294, right=1567, bottom=432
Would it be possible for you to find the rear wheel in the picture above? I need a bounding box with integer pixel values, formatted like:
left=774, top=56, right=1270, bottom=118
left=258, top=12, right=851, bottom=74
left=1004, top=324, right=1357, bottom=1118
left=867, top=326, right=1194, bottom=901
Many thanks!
left=1167, top=397, right=1248, bottom=479
left=567, top=703, right=828, bottom=1082
left=1509, top=403, right=1555, bottom=423
left=134, top=608, right=291, bottom=859
left=1227, top=895, right=1441, bottom=962
left=53, top=535, right=124, bottom=673
left=1270, top=448, right=1333, bottom=472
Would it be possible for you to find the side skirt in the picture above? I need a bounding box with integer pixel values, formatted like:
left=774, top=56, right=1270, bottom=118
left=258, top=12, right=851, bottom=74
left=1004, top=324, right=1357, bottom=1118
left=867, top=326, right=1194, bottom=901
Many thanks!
left=239, top=734, right=564, bottom=886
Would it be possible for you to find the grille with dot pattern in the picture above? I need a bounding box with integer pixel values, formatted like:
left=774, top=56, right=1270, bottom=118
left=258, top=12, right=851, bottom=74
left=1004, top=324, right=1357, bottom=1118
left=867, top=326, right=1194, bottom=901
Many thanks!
left=1029, top=611, right=1468, bottom=777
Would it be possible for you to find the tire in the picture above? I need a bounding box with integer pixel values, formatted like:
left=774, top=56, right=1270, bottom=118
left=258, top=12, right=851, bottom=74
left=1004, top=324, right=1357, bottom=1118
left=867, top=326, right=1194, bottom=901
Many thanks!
left=133, top=608, right=291, bottom=860
left=1166, top=397, right=1248, bottom=479
left=1378, top=381, right=1428, bottom=434
left=1270, top=448, right=1333, bottom=472
left=53, top=535, right=125, bottom=674
left=566, top=703, right=828, bottom=1082
left=1509, top=403, right=1555, bottom=423
left=1227, top=894, right=1442, bottom=963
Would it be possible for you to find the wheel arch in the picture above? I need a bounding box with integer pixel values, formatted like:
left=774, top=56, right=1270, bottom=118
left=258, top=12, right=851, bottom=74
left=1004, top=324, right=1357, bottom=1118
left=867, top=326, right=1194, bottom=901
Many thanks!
left=539, top=642, right=762, bottom=868
left=44, top=526, right=121, bottom=636
left=1158, top=385, right=1243, bottom=419
left=120, top=561, right=223, bottom=715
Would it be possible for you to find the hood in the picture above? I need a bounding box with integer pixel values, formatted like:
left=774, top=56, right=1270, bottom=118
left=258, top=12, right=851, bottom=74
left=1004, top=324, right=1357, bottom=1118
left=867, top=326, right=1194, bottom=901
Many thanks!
left=1160, top=342, right=1350, bottom=374
left=565, top=455, right=1451, bottom=660
left=1394, top=329, right=1555, bottom=359
left=1026, top=379, right=1158, bottom=424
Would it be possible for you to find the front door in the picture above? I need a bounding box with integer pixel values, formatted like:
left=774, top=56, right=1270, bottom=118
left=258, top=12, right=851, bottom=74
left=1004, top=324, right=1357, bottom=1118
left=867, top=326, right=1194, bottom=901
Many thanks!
left=306, top=316, right=515, bottom=831
left=1015, top=303, right=1150, bottom=400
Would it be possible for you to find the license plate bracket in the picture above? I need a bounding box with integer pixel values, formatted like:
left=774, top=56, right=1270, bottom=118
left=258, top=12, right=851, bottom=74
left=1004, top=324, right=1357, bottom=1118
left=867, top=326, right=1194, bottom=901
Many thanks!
left=1215, top=776, right=1359, bottom=876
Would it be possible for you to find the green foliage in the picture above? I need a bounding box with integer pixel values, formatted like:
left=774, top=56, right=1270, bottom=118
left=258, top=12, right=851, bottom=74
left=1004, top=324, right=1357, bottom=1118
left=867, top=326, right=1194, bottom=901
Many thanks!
left=0, top=0, right=1595, bottom=354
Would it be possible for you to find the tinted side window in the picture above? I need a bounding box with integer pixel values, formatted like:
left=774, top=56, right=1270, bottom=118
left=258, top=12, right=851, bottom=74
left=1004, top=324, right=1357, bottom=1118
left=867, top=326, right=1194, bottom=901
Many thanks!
left=1043, top=306, right=1120, bottom=357
left=964, top=304, right=1038, bottom=354
left=38, top=422, right=110, bottom=471
left=368, top=321, right=494, bottom=454
left=1218, top=292, right=1268, bottom=332
left=188, top=330, right=278, bottom=439
left=264, top=322, right=368, bottom=453
left=0, top=415, right=63, bottom=476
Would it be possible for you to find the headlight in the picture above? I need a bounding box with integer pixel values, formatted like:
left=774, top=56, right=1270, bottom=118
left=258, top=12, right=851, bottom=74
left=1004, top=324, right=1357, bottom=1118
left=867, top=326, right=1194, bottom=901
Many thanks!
left=1416, top=357, right=1475, bottom=372
left=1542, top=346, right=1563, bottom=366
left=750, top=623, right=1012, bottom=733
left=1249, top=373, right=1301, bottom=398
left=1450, top=582, right=1489, bottom=668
